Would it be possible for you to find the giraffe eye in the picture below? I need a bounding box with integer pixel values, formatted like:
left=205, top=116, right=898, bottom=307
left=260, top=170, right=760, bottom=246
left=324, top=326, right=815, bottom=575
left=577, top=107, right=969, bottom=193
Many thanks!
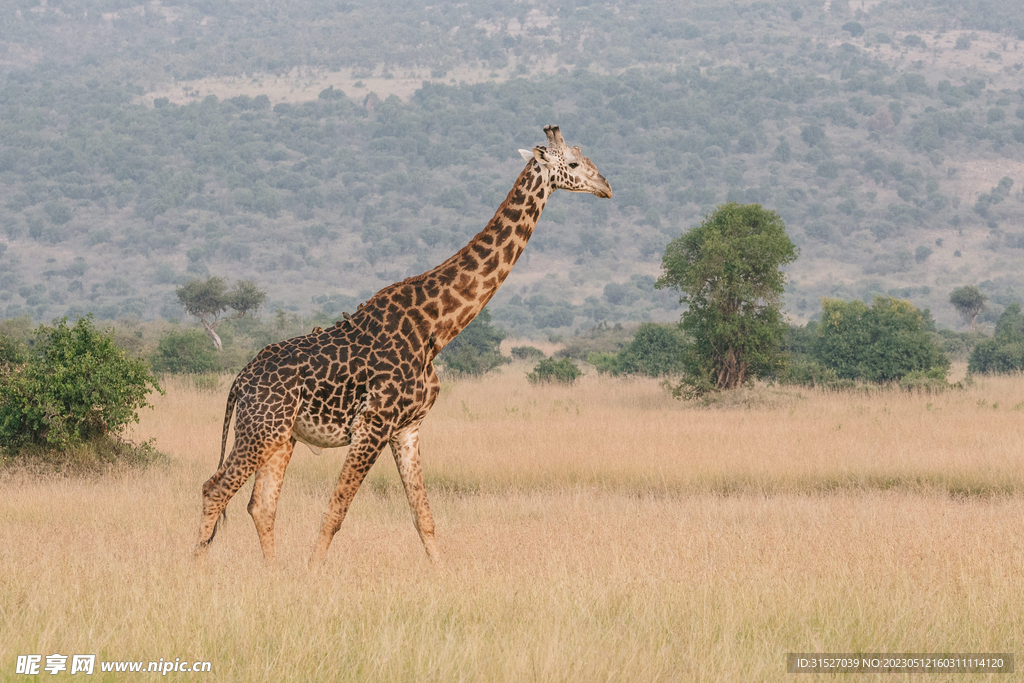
left=568, top=162, right=579, bottom=169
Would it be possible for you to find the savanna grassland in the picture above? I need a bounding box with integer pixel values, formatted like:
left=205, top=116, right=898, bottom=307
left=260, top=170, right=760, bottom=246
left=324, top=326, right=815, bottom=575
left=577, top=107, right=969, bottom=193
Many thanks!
left=2, top=365, right=1023, bottom=681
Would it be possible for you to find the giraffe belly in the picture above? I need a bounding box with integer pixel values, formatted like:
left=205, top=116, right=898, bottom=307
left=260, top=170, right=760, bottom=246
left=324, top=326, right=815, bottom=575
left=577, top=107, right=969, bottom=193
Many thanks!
left=292, top=418, right=351, bottom=450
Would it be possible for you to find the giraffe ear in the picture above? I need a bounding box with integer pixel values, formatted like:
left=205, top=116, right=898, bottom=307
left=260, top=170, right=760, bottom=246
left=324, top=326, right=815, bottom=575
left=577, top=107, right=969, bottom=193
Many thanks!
left=532, top=147, right=552, bottom=167
left=518, top=148, right=533, bottom=162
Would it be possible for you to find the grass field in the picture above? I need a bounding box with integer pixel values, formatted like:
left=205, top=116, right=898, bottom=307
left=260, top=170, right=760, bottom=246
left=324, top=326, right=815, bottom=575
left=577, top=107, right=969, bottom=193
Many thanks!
left=2, top=365, right=1023, bottom=681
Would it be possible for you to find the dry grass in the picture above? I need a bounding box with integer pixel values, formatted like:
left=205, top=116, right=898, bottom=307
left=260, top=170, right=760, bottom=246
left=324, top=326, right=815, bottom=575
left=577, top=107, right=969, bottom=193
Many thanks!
left=2, top=366, right=1023, bottom=681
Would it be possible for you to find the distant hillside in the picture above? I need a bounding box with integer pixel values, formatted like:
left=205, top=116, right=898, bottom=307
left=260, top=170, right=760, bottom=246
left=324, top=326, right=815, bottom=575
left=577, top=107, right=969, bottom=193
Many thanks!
left=1, top=0, right=1024, bottom=335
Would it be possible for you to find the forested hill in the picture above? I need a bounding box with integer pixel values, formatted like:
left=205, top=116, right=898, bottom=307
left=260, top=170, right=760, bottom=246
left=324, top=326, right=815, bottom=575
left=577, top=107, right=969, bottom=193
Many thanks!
left=2, top=0, right=1024, bottom=335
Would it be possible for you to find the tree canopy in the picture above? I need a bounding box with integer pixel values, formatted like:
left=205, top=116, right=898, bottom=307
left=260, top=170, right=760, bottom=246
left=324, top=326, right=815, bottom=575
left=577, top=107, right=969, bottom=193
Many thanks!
left=176, top=277, right=267, bottom=350
left=948, top=286, right=987, bottom=331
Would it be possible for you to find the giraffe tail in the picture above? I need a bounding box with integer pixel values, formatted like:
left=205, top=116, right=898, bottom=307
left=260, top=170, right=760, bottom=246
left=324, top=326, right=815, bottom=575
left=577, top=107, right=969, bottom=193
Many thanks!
left=219, top=377, right=239, bottom=470
left=211, top=377, right=240, bottom=536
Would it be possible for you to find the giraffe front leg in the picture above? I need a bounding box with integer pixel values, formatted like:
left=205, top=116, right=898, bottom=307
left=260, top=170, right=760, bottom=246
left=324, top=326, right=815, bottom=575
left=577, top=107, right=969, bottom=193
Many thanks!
left=309, top=421, right=388, bottom=567
left=390, top=424, right=441, bottom=567
left=247, top=439, right=295, bottom=565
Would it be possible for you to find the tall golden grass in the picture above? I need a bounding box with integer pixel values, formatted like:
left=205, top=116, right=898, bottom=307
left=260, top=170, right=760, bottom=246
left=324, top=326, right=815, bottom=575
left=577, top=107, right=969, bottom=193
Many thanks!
left=1, top=365, right=1022, bottom=681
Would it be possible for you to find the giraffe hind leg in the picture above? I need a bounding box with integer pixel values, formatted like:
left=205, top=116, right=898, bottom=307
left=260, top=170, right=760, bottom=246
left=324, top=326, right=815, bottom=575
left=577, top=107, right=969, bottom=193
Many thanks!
left=390, top=425, right=441, bottom=567
left=247, top=439, right=295, bottom=564
left=195, top=436, right=285, bottom=557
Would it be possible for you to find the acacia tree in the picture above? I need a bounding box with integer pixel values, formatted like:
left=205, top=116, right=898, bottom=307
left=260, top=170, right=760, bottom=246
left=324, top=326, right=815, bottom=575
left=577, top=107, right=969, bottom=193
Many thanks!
left=948, top=285, right=987, bottom=331
left=657, top=202, right=798, bottom=396
left=176, top=277, right=266, bottom=350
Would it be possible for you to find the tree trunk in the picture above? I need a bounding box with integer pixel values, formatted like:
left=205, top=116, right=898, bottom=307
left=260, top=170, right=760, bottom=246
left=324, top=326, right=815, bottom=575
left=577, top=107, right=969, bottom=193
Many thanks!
left=716, top=348, right=747, bottom=390
left=201, top=321, right=223, bottom=351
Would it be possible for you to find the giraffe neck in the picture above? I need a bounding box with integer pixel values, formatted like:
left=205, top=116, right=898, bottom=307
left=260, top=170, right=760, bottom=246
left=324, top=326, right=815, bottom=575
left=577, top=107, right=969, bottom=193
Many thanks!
left=370, top=159, right=549, bottom=354
left=426, top=159, right=549, bottom=349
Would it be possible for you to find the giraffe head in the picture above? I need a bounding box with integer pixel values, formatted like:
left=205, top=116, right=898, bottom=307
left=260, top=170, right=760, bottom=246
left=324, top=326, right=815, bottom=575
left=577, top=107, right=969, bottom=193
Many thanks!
left=519, top=125, right=612, bottom=199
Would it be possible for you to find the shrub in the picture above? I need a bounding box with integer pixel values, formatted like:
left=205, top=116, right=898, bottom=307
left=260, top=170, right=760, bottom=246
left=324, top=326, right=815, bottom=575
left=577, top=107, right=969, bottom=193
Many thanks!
left=899, top=368, right=952, bottom=393
left=812, top=297, right=949, bottom=382
left=527, top=358, right=582, bottom=385
left=589, top=323, right=688, bottom=377
left=588, top=351, right=622, bottom=375
left=615, top=323, right=688, bottom=376
left=152, top=329, right=221, bottom=374
left=0, top=316, right=162, bottom=453
left=967, top=303, right=1024, bottom=373
left=510, top=345, right=546, bottom=361
left=779, top=359, right=852, bottom=389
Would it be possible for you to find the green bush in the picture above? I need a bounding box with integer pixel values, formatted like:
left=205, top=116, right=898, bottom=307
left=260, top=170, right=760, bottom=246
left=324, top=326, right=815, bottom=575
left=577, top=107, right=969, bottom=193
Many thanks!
left=935, top=329, right=984, bottom=361
left=510, top=345, right=546, bottom=361
left=152, top=329, right=221, bottom=374
left=779, top=358, right=852, bottom=389
left=899, top=368, right=952, bottom=393
left=587, top=351, right=622, bottom=375
left=587, top=323, right=687, bottom=377
left=811, top=297, right=949, bottom=383
left=0, top=316, right=162, bottom=453
left=967, top=303, right=1024, bottom=374
left=658, top=202, right=797, bottom=394
left=527, top=358, right=583, bottom=385
left=614, top=323, right=687, bottom=376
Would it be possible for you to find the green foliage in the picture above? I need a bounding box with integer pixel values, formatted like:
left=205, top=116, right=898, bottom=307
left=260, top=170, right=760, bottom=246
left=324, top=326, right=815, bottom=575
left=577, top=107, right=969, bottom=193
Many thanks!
left=658, top=203, right=797, bottom=395
left=899, top=368, right=954, bottom=393
left=437, top=308, right=509, bottom=376
left=587, top=351, right=622, bottom=375
left=812, top=297, right=950, bottom=382
left=0, top=316, right=161, bottom=454
left=527, top=358, right=582, bottom=385
left=779, top=358, right=851, bottom=390
left=967, top=303, right=1024, bottom=374
left=176, top=277, right=267, bottom=349
left=151, top=329, right=221, bottom=374
left=510, top=346, right=545, bottom=361
left=933, top=329, right=982, bottom=361
left=0, top=334, right=25, bottom=366
left=592, top=323, right=688, bottom=377
left=177, top=277, right=266, bottom=321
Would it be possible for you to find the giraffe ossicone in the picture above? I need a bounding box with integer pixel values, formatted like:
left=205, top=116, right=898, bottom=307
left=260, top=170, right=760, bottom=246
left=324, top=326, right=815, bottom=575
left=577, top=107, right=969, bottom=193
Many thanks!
left=194, top=125, right=611, bottom=567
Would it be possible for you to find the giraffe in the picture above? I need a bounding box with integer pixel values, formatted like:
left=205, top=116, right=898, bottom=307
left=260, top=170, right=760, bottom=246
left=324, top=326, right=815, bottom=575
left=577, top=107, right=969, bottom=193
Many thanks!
left=194, top=125, right=612, bottom=566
